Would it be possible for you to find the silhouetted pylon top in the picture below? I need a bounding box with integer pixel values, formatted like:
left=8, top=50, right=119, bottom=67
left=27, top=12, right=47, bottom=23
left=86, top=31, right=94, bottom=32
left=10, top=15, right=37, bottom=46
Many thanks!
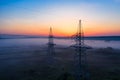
left=48, top=27, right=55, bottom=46
left=49, top=27, right=53, bottom=38
left=71, top=20, right=84, bottom=46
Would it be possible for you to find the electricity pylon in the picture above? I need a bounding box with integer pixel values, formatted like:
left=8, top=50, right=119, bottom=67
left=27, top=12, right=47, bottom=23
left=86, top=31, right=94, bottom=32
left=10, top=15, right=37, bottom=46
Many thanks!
left=73, top=20, right=89, bottom=80
left=47, top=27, right=55, bottom=66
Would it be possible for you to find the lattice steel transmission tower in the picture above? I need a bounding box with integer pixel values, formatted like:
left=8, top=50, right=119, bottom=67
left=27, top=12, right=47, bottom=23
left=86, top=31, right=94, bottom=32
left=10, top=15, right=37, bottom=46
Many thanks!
left=73, top=20, right=89, bottom=80
left=47, top=27, right=55, bottom=65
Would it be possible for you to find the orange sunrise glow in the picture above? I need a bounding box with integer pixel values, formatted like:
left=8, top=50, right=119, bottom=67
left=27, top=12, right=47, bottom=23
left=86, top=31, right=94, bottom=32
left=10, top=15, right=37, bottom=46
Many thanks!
left=0, top=0, right=120, bottom=37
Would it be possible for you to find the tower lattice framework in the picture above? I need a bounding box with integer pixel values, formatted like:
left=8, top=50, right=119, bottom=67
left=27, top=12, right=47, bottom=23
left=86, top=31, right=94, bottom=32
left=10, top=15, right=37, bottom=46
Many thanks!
left=73, top=20, right=89, bottom=80
left=47, top=27, right=55, bottom=65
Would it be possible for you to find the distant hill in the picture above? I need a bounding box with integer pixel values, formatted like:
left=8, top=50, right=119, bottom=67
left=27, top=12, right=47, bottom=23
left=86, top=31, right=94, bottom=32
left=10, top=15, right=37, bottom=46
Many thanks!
left=0, top=34, right=120, bottom=41
left=84, top=36, right=120, bottom=41
left=0, top=34, right=47, bottom=39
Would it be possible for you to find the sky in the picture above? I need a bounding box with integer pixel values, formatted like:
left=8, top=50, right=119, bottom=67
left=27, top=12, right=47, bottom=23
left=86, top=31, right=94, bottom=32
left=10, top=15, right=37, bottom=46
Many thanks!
left=0, top=0, right=120, bottom=37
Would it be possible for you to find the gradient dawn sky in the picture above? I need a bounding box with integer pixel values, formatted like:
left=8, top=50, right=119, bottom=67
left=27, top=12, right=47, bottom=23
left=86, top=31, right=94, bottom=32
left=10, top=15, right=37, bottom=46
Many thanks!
left=0, top=0, right=120, bottom=36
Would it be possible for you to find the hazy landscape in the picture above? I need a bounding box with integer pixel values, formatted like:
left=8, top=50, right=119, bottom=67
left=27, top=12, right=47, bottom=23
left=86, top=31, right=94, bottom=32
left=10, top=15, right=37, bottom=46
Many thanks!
left=0, top=38, right=120, bottom=80
left=1, top=0, right=120, bottom=80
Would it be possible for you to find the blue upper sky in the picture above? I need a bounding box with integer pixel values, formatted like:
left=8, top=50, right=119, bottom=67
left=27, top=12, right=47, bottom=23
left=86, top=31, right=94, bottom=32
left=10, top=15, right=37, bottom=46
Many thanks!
left=0, top=0, right=120, bottom=36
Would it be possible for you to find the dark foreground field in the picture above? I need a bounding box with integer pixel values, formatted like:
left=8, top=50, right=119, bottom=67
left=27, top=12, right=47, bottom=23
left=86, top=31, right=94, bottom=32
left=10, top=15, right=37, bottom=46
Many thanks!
left=0, top=45, right=120, bottom=80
